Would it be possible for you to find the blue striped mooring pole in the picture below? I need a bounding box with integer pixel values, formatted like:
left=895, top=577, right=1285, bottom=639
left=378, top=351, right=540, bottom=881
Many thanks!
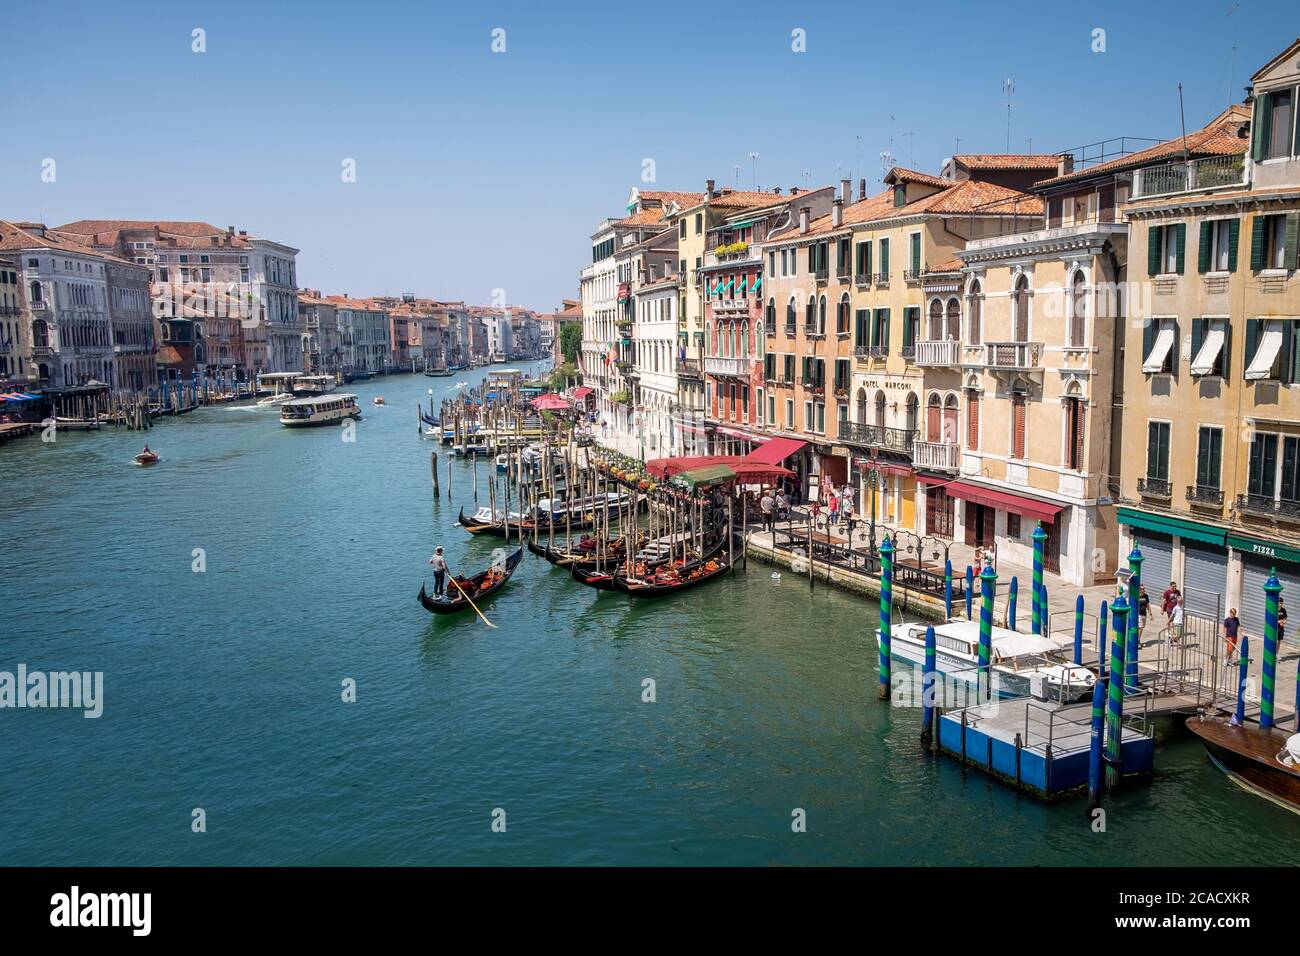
left=979, top=559, right=997, bottom=701
left=944, top=559, right=953, bottom=619
left=1073, top=594, right=1084, bottom=665
left=1106, top=595, right=1129, bottom=790
left=1008, top=576, right=1019, bottom=631
left=1031, top=522, right=1046, bottom=635
left=1234, top=636, right=1250, bottom=726
left=1261, top=570, right=1282, bottom=730
left=1098, top=599, right=1108, bottom=673
left=879, top=536, right=894, bottom=701
left=1125, top=546, right=1144, bottom=692
left=922, top=624, right=936, bottom=742
left=1087, top=675, right=1107, bottom=812
left=965, top=565, right=974, bottom=620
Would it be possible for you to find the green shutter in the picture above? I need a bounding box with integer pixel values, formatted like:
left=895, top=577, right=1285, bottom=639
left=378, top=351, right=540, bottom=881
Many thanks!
left=1197, top=221, right=1212, bottom=274
left=1175, top=223, right=1187, bottom=274
left=1227, top=218, right=1240, bottom=273
left=865, top=241, right=872, bottom=277
left=1170, top=318, right=1180, bottom=370
left=880, top=240, right=889, bottom=275
left=881, top=308, right=891, bottom=352
left=1147, top=225, right=1161, bottom=276
left=1251, top=215, right=1268, bottom=271
left=1142, top=320, right=1155, bottom=362
left=1286, top=212, right=1300, bottom=271
left=1222, top=322, right=1232, bottom=379
left=1252, top=92, right=1272, bottom=161
left=1245, top=319, right=1260, bottom=374
left=1191, top=317, right=1205, bottom=360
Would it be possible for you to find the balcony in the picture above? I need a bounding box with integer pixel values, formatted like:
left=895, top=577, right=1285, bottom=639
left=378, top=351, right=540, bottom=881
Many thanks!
left=853, top=345, right=871, bottom=359
left=29, top=300, right=52, bottom=313
left=854, top=273, right=871, bottom=287
left=1132, top=154, right=1247, bottom=200
left=677, top=359, right=702, bottom=381
left=873, top=272, right=890, bottom=287
left=836, top=265, right=851, bottom=281
left=1238, top=493, right=1300, bottom=522
left=1137, top=476, right=1172, bottom=500
left=783, top=322, right=796, bottom=337
left=704, top=356, right=748, bottom=378
left=915, top=339, right=960, bottom=367
left=839, top=422, right=916, bottom=454
left=913, top=440, right=960, bottom=471
left=904, top=268, right=922, bottom=282
left=815, top=268, right=829, bottom=283
left=900, top=345, right=916, bottom=361
left=1186, top=484, right=1224, bottom=507
left=703, top=245, right=757, bottom=268
left=985, top=341, right=1043, bottom=370
left=804, top=322, right=823, bottom=338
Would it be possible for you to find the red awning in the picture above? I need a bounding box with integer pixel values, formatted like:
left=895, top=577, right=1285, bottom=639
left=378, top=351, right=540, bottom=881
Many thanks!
left=646, top=455, right=742, bottom=479
left=742, top=436, right=808, bottom=467
left=531, top=394, right=572, bottom=411
left=571, top=387, right=593, bottom=399
left=941, top=480, right=1063, bottom=523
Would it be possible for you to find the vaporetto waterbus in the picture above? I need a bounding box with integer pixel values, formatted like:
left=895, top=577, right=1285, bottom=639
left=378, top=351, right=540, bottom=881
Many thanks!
left=279, top=393, right=362, bottom=427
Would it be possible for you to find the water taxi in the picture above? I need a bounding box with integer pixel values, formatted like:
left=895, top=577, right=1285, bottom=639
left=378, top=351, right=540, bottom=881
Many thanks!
left=279, top=393, right=362, bottom=427
left=256, top=372, right=303, bottom=406
left=875, top=619, right=1095, bottom=703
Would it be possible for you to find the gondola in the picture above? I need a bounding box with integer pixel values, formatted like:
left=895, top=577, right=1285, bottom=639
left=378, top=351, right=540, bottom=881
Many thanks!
left=611, top=539, right=732, bottom=598
left=529, top=533, right=646, bottom=569
left=420, top=409, right=440, bottom=427
left=458, top=507, right=598, bottom=538
left=418, top=545, right=523, bottom=615
left=571, top=564, right=618, bottom=592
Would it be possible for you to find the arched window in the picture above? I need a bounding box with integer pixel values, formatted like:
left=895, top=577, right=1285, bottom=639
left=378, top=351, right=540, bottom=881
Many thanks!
left=856, top=387, right=868, bottom=424
left=837, top=293, right=850, bottom=336
left=875, top=390, right=887, bottom=428
left=905, top=393, right=919, bottom=433
left=766, top=297, right=775, bottom=334
left=29, top=281, right=42, bottom=303
left=806, top=295, right=816, bottom=331
left=943, top=394, right=959, bottom=443
left=928, top=299, right=943, bottom=340
left=945, top=298, right=961, bottom=341
left=967, top=279, right=982, bottom=345
left=740, top=322, right=749, bottom=359
left=1069, top=272, right=1087, bottom=347
left=31, top=319, right=49, bottom=348
left=818, top=295, right=827, bottom=335
left=787, top=296, right=796, bottom=332
left=1064, top=381, right=1085, bottom=470
left=926, top=393, right=942, bottom=442
left=1013, top=274, right=1030, bottom=342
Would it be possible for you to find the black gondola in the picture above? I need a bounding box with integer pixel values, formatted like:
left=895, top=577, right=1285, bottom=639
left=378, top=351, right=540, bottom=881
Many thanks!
left=418, top=546, right=523, bottom=614
left=571, top=564, right=618, bottom=591
left=420, top=409, right=440, bottom=427
left=610, top=539, right=731, bottom=598
left=458, top=507, right=597, bottom=538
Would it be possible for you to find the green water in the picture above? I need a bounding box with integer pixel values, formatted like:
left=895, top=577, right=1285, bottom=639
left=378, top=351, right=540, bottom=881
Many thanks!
left=1, top=363, right=1297, bottom=865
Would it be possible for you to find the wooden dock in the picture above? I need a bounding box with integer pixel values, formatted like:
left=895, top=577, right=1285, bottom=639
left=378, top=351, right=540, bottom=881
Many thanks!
left=0, top=422, right=38, bottom=443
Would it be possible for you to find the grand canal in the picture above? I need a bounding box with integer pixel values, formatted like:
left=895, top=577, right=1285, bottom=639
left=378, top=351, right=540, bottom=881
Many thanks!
left=2, top=362, right=1299, bottom=866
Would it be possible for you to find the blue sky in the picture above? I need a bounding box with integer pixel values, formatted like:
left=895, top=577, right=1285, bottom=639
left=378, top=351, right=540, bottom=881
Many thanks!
left=4, top=0, right=1292, bottom=309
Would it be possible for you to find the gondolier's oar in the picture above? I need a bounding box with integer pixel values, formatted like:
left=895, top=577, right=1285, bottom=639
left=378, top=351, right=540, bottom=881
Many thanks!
left=447, top=571, right=498, bottom=629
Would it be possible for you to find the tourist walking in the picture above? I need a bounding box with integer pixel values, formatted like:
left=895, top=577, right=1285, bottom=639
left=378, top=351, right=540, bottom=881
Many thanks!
left=1223, top=608, right=1240, bottom=660
left=428, top=546, right=449, bottom=597
left=1170, top=596, right=1185, bottom=645
left=1161, top=581, right=1180, bottom=626
left=776, top=489, right=790, bottom=522
left=1278, top=597, right=1288, bottom=642
left=827, top=488, right=839, bottom=527
left=759, top=489, right=775, bottom=534
left=1137, top=585, right=1150, bottom=637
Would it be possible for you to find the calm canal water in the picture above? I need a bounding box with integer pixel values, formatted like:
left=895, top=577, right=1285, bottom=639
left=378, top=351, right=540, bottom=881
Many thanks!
left=2, top=362, right=1298, bottom=866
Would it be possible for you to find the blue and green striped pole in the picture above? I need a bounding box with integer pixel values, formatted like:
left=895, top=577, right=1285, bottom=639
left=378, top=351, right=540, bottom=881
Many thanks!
left=1087, top=675, right=1107, bottom=811
left=879, top=536, right=894, bottom=701
left=1008, top=576, right=1019, bottom=631
left=1098, top=599, right=1108, bottom=672
left=979, top=559, right=997, bottom=700
left=1234, top=636, right=1250, bottom=726
left=1106, top=595, right=1129, bottom=790
left=965, top=565, right=974, bottom=620
left=1125, top=546, right=1144, bottom=692
left=1261, top=570, right=1283, bottom=730
left=922, top=624, right=936, bottom=741
left=1073, top=594, right=1084, bottom=665
left=944, top=559, right=953, bottom=619
left=1031, top=522, right=1046, bottom=635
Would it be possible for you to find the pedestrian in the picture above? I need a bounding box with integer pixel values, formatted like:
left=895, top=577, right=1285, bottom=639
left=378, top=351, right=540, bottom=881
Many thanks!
left=1137, top=584, right=1150, bottom=636
left=428, top=546, right=449, bottom=598
left=1162, top=580, right=1179, bottom=625
left=1223, top=607, right=1240, bottom=660
left=1170, top=596, right=1185, bottom=645
left=759, top=489, right=775, bottom=534
left=1278, top=597, right=1288, bottom=642
left=776, top=489, right=790, bottom=522
left=828, top=489, right=839, bottom=526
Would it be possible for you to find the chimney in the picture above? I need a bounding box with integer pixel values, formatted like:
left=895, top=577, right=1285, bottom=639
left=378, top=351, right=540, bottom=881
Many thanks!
left=841, top=178, right=851, bottom=204
left=831, top=198, right=843, bottom=228
left=649, top=263, right=658, bottom=281
left=799, top=207, right=811, bottom=235
left=774, top=186, right=782, bottom=195
left=859, top=178, right=867, bottom=201
left=227, top=225, right=235, bottom=236
left=705, top=179, right=716, bottom=199
left=1056, top=152, right=1075, bottom=177
left=790, top=186, right=800, bottom=196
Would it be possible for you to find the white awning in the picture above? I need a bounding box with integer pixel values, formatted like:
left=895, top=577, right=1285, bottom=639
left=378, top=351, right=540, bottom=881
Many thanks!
left=1190, top=327, right=1226, bottom=376
left=1245, top=326, right=1283, bottom=381
left=1141, top=327, right=1175, bottom=373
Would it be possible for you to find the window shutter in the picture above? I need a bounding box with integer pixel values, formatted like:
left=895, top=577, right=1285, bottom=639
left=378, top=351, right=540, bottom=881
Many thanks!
left=1198, top=221, right=1213, bottom=274
left=967, top=395, right=980, bottom=450
left=1280, top=322, right=1295, bottom=383
left=1286, top=213, right=1300, bottom=271
left=1245, top=319, right=1259, bottom=374
left=1012, top=398, right=1026, bottom=459
left=1196, top=428, right=1209, bottom=487
left=1142, top=319, right=1156, bottom=362
left=1191, top=317, right=1205, bottom=360
left=880, top=240, right=889, bottom=275
left=1250, top=215, right=1268, bottom=271
left=1170, top=318, right=1180, bottom=371
left=881, top=308, right=891, bottom=352
left=1147, top=422, right=1159, bottom=479
left=1073, top=401, right=1086, bottom=470
left=1175, top=223, right=1187, bottom=274
left=1147, top=225, right=1161, bottom=276
left=1227, top=218, right=1240, bottom=273
left=865, top=242, right=872, bottom=277
left=1252, top=92, right=1272, bottom=161
left=1222, top=322, right=1231, bottom=379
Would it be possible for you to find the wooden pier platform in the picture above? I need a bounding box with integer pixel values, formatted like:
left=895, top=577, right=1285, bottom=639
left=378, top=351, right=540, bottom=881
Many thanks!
left=0, top=422, right=38, bottom=443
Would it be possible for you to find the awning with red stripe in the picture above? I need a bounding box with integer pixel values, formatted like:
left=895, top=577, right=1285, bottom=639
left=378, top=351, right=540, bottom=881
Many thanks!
left=939, top=480, right=1063, bottom=523
left=742, top=436, right=808, bottom=467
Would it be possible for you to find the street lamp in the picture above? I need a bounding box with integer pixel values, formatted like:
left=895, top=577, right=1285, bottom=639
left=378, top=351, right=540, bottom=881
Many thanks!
left=867, top=466, right=879, bottom=559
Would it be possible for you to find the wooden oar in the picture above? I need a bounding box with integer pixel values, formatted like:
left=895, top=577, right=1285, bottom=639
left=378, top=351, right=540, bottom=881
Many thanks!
left=446, top=569, right=498, bottom=629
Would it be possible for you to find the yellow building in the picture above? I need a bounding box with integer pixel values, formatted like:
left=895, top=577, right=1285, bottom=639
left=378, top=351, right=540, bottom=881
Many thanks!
left=1119, top=38, right=1300, bottom=638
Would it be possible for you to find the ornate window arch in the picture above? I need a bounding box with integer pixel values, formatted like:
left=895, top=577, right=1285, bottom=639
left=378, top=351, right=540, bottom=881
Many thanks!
left=966, top=278, right=983, bottom=346
left=1012, top=273, right=1031, bottom=342
left=945, top=297, right=961, bottom=341
left=928, top=298, right=944, bottom=340
left=1068, top=270, right=1087, bottom=348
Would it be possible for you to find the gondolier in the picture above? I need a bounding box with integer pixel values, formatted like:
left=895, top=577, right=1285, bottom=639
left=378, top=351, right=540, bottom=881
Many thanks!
left=428, top=546, right=448, bottom=597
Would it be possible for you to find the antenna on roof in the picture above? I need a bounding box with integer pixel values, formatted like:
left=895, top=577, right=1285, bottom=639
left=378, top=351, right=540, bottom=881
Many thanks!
left=1178, top=82, right=1190, bottom=161
left=733, top=164, right=742, bottom=186
left=1003, top=78, right=1016, bottom=152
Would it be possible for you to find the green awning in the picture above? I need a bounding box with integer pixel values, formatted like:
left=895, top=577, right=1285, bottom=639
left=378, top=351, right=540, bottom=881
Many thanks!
left=1116, top=507, right=1226, bottom=547
left=670, top=464, right=737, bottom=490
left=722, top=218, right=757, bottom=231
left=720, top=279, right=734, bottom=293
left=1227, top=533, right=1300, bottom=566
left=751, top=277, right=762, bottom=292
left=708, top=282, right=720, bottom=295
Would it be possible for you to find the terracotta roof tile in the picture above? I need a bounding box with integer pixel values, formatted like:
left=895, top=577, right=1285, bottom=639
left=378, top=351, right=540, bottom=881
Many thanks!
left=883, top=166, right=952, bottom=189
left=952, top=154, right=1061, bottom=171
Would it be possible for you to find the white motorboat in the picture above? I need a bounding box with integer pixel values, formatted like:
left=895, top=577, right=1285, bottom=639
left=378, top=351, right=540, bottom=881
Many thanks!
left=256, top=372, right=303, bottom=406
left=279, top=393, right=362, bottom=427
left=875, top=619, right=1096, bottom=702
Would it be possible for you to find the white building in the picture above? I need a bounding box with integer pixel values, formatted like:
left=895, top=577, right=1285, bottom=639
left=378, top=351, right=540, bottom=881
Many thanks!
left=246, top=237, right=301, bottom=373
left=633, top=268, right=680, bottom=456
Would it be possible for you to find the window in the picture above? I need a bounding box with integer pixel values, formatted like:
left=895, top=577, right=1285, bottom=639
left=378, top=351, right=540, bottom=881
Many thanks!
left=1068, top=273, right=1086, bottom=347
left=1190, top=318, right=1229, bottom=377
left=768, top=394, right=776, bottom=424
left=871, top=308, right=890, bottom=352
left=902, top=307, right=919, bottom=350
left=909, top=232, right=921, bottom=275
left=966, top=390, right=980, bottom=450
left=968, top=280, right=982, bottom=345
left=816, top=402, right=825, bottom=434
left=855, top=241, right=871, bottom=278
left=786, top=399, right=794, bottom=428
left=1012, top=274, right=1030, bottom=340
left=1147, top=223, right=1186, bottom=276
left=1011, top=390, right=1028, bottom=459
left=945, top=298, right=960, bottom=341
left=1250, top=213, right=1299, bottom=272
left=694, top=213, right=702, bottom=235
left=1141, top=318, right=1178, bottom=374
left=1196, top=426, right=1223, bottom=491
left=1198, top=218, right=1239, bottom=273
left=1065, top=395, right=1085, bottom=470
left=783, top=354, right=794, bottom=381
left=781, top=250, right=788, bottom=276
left=1245, top=319, right=1300, bottom=382
left=679, top=220, right=686, bottom=239
left=878, top=238, right=890, bottom=277
left=818, top=295, right=827, bottom=335
left=1146, top=421, right=1171, bottom=481
left=836, top=294, right=849, bottom=335
left=1007, top=514, right=1021, bottom=539
left=804, top=401, right=813, bottom=431
left=1251, top=86, right=1297, bottom=161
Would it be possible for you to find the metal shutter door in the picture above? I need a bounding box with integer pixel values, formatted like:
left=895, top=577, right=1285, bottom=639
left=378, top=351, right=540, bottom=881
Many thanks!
left=1240, top=555, right=1300, bottom=644
left=1130, top=530, right=1173, bottom=591
left=1182, top=542, right=1227, bottom=618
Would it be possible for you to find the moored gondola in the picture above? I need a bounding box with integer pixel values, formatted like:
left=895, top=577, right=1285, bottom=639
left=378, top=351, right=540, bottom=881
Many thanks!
left=611, top=541, right=732, bottom=598
left=571, top=564, right=618, bottom=591
left=418, top=545, right=524, bottom=614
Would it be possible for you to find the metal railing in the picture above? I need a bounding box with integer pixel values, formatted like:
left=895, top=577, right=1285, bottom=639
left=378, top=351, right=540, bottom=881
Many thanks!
left=676, top=359, right=702, bottom=379
left=704, top=356, right=748, bottom=377
left=1237, top=493, right=1300, bottom=521
left=839, top=421, right=915, bottom=453
left=873, top=272, right=890, bottom=287
left=1133, top=154, right=1247, bottom=200
left=1137, top=476, right=1172, bottom=499
left=1186, top=484, right=1223, bottom=506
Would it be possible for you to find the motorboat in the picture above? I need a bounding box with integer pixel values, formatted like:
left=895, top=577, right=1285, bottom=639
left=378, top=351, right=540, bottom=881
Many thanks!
left=875, top=619, right=1096, bottom=703
left=133, top=450, right=160, bottom=466
left=256, top=372, right=303, bottom=406
left=373, top=396, right=386, bottom=406
left=1186, top=717, right=1300, bottom=814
